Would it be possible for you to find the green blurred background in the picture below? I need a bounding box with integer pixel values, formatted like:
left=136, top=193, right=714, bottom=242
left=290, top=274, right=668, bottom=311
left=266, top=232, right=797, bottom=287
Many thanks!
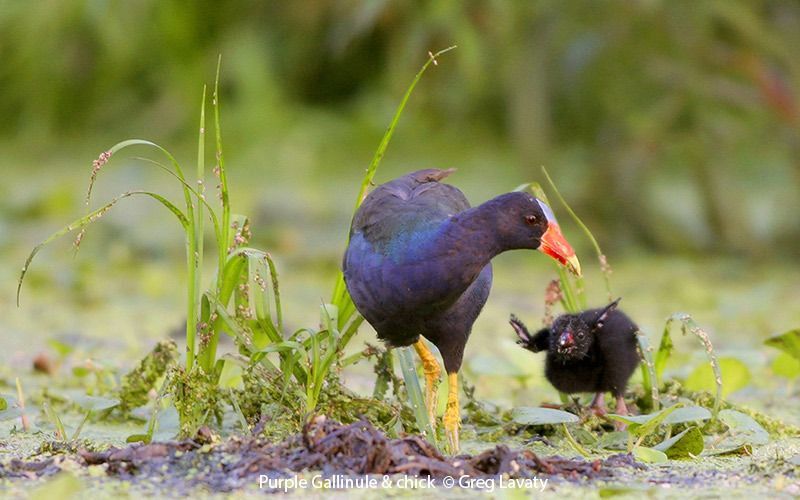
left=1, top=1, right=799, bottom=406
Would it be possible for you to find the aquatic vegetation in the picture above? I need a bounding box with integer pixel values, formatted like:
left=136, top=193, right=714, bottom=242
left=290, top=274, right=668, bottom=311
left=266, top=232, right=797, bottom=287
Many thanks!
left=15, top=50, right=459, bottom=440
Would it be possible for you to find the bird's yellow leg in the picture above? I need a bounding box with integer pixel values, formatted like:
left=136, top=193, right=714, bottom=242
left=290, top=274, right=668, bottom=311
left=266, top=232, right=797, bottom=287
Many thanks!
left=413, top=339, right=441, bottom=428
left=443, top=372, right=460, bottom=454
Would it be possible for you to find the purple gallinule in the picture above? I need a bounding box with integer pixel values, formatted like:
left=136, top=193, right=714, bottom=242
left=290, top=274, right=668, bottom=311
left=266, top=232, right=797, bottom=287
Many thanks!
left=343, top=169, right=580, bottom=451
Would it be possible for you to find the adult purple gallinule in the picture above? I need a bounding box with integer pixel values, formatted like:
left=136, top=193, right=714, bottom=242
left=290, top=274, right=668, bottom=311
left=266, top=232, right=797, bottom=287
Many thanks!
left=343, top=169, right=580, bottom=451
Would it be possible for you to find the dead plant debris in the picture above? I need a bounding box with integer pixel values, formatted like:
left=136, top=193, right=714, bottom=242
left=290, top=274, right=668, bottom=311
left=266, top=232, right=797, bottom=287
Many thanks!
left=21, top=416, right=641, bottom=492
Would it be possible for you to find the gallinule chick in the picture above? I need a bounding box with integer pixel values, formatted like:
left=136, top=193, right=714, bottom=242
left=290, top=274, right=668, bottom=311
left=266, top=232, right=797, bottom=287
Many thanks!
left=343, top=169, right=580, bottom=452
left=510, top=298, right=640, bottom=419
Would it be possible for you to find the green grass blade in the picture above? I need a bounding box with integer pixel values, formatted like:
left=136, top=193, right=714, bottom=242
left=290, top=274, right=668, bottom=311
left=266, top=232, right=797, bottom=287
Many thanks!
left=655, top=322, right=675, bottom=386
left=541, top=166, right=613, bottom=299
left=668, top=314, right=723, bottom=416
left=17, top=191, right=189, bottom=306
left=263, top=253, right=282, bottom=333
left=525, top=182, right=581, bottom=313
left=396, top=346, right=437, bottom=447
left=71, top=411, right=91, bottom=441
left=218, top=251, right=250, bottom=305
left=194, top=85, right=207, bottom=331
left=636, top=330, right=660, bottom=411
left=43, top=402, right=67, bottom=441
left=85, top=139, right=192, bottom=210
left=561, top=424, right=590, bottom=457
left=82, top=138, right=201, bottom=371
left=213, top=55, right=231, bottom=283
left=331, top=46, right=457, bottom=312
left=131, top=156, right=222, bottom=241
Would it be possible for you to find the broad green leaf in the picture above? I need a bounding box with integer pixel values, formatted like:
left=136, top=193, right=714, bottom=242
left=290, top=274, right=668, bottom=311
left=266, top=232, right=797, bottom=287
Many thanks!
left=685, top=357, right=751, bottom=397
left=633, top=446, right=668, bottom=463
left=218, top=360, right=243, bottom=389
left=0, top=397, right=6, bottom=411
left=662, top=406, right=712, bottom=425
left=765, top=329, right=800, bottom=361
left=718, top=409, right=769, bottom=445
left=607, top=404, right=681, bottom=439
left=654, top=426, right=704, bottom=459
left=772, top=351, right=800, bottom=379
left=511, top=407, right=579, bottom=425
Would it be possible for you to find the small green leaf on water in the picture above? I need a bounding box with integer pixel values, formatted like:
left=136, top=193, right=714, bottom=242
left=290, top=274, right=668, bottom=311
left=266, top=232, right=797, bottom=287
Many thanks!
left=764, top=329, right=800, bottom=361
left=654, top=426, right=704, bottom=459
left=662, top=406, right=712, bottom=425
left=510, top=407, right=579, bottom=425
left=72, top=395, right=120, bottom=412
left=718, top=409, right=769, bottom=445
left=126, top=434, right=150, bottom=444
left=685, top=357, right=751, bottom=397
left=47, top=338, right=75, bottom=357
left=771, top=351, right=800, bottom=379
left=0, top=397, right=6, bottom=411
left=632, top=446, right=668, bottom=464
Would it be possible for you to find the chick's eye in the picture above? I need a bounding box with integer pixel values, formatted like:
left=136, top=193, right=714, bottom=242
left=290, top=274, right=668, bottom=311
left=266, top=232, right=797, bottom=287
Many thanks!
left=577, top=332, right=585, bottom=339
left=524, top=214, right=538, bottom=225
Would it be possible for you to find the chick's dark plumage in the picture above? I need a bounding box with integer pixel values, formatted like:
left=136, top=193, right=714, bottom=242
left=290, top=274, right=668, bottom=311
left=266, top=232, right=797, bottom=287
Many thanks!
left=510, top=299, right=640, bottom=415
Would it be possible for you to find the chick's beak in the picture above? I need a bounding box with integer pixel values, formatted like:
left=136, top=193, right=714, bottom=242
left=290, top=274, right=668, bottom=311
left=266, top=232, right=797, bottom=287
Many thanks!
left=558, top=331, right=574, bottom=347
left=539, top=221, right=581, bottom=276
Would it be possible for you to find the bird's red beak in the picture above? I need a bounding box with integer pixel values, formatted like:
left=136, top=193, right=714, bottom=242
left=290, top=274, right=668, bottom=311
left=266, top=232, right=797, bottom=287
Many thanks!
left=558, top=330, right=575, bottom=348
left=539, top=221, right=581, bottom=276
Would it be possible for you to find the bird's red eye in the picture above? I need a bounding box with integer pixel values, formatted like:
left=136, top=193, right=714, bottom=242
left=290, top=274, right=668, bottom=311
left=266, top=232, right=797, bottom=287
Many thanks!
left=525, top=214, right=538, bottom=225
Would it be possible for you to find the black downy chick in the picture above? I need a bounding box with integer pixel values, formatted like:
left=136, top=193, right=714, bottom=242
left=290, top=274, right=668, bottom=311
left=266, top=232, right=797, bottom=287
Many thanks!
left=509, top=299, right=640, bottom=417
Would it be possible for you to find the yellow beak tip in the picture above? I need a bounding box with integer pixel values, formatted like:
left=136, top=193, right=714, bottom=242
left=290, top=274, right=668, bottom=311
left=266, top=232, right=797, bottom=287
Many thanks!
left=567, top=255, right=582, bottom=277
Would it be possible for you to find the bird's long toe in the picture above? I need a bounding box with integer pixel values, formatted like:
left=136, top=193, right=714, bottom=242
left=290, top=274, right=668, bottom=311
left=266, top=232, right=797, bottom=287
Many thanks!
left=443, top=372, right=461, bottom=454
left=413, top=340, right=442, bottom=428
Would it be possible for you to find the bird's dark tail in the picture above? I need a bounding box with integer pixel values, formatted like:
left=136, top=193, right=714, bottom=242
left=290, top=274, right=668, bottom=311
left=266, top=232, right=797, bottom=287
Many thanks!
left=510, top=314, right=539, bottom=352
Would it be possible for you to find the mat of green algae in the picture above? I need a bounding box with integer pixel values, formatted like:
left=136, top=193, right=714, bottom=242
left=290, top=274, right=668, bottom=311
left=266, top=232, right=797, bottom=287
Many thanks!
left=2, top=175, right=799, bottom=497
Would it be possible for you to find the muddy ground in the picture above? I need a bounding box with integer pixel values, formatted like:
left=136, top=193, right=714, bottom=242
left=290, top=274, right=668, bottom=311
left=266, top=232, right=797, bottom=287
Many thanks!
left=2, top=415, right=799, bottom=498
